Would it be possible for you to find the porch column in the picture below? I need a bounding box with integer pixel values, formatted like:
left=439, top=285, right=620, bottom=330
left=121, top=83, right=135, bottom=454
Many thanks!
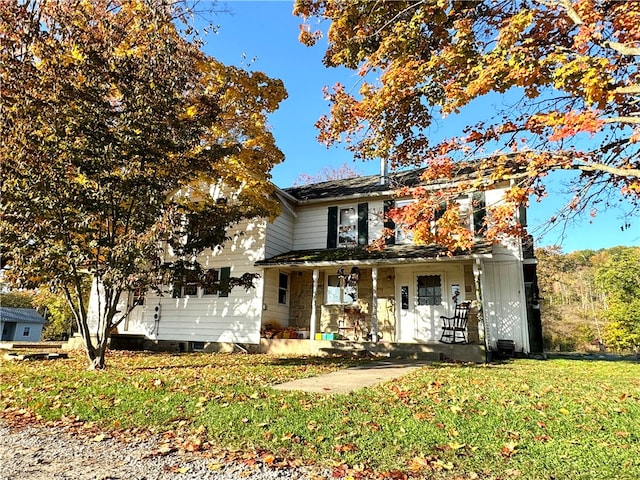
left=473, top=258, right=487, bottom=351
left=310, top=268, right=319, bottom=341
left=371, top=267, right=378, bottom=343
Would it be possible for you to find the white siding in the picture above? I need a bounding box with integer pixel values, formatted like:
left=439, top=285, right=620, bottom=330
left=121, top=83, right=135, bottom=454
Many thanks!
left=261, top=268, right=291, bottom=328
left=482, top=260, right=529, bottom=353
left=292, top=200, right=386, bottom=250
left=292, top=203, right=328, bottom=250
left=485, top=186, right=523, bottom=259
left=89, top=218, right=268, bottom=345
left=265, top=209, right=294, bottom=258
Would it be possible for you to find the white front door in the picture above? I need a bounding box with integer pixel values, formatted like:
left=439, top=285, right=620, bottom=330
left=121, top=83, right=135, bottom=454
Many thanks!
left=398, top=272, right=446, bottom=342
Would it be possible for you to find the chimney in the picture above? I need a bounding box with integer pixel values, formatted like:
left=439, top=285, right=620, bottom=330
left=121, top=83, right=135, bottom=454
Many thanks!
left=380, top=158, right=388, bottom=186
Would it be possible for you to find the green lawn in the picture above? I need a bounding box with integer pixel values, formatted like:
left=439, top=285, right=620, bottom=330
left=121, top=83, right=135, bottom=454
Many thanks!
left=1, top=351, right=639, bottom=479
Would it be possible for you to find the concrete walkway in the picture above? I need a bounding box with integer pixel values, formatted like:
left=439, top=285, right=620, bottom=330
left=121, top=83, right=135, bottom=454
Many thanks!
left=271, top=359, right=432, bottom=394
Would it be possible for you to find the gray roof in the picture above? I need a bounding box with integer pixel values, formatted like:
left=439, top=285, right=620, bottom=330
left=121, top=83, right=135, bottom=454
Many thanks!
left=0, top=307, right=45, bottom=324
left=256, top=242, right=493, bottom=268
left=283, top=169, right=423, bottom=202
left=283, top=163, right=484, bottom=202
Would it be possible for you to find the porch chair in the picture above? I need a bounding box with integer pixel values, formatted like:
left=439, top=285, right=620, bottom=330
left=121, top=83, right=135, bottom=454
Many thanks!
left=439, top=302, right=471, bottom=344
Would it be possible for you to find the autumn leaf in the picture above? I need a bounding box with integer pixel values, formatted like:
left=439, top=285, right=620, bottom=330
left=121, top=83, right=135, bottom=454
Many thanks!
left=501, top=442, right=519, bottom=458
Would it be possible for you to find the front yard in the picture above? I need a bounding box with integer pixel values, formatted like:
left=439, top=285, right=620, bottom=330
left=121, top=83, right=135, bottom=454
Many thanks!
left=1, top=351, right=638, bottom=479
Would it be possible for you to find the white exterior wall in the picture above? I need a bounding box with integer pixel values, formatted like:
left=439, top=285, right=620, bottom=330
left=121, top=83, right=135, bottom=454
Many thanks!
left=292, top=199, right=388, bottom=250
left=88, top=217, right=268, bottom=345
left=292, top=203, right=329, bottom=250
left=481, top=258, right=529, bottom=353
left=484, top=186, right=523, bottom=260
left=265, top=207, right=294, bottom=258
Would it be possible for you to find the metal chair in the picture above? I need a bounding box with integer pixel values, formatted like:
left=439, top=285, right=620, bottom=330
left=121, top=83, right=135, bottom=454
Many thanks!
left=439, top=302, right=471, bottom=344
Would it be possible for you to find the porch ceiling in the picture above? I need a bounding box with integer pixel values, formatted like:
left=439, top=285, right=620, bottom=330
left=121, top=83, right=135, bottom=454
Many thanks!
left=255, top=242, right=493, bottom=268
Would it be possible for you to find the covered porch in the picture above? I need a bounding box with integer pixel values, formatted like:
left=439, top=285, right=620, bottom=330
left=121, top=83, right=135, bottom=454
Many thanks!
left=256, top=243, right=493, bottom=363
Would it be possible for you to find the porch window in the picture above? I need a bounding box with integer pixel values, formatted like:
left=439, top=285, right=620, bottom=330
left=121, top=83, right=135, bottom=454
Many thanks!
left=417, top=275, right=441, bottom=306
left=278, top=272, right=288, bottom=305
left=326, top=274, right=358, bottom=304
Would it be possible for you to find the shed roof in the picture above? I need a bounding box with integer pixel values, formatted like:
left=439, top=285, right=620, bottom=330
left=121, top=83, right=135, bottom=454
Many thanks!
left=256, top=242, right=493, bottom=268
left=0, top=307, right=46, bottom=324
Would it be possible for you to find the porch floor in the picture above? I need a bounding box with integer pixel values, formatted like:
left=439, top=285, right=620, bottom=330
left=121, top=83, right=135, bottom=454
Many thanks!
left=259, top=339, right=486, bottom=363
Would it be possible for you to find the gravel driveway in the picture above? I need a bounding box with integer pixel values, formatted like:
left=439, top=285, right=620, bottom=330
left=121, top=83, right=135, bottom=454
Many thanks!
left=0, top=424, right=322, bottom=480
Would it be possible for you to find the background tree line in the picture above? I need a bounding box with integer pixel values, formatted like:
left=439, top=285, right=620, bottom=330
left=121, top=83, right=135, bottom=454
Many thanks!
left=536, top=245, right=640, bottom=353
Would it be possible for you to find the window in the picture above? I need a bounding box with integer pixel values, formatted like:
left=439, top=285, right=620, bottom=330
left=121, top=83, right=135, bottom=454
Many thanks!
left=394, top=200, right=415, bottom=245
left=202, top=269, right=220, bottom=296
left=327, top=204, right=368, bottom=248
left=202, top=267, right=231, bottom=297
left=173, top=270, right=199, bottom=298
left=326, top=274, right=358, bottom=304
left=338, top=206, right=357, bottom=247
left=278, top=272, right=288, bottom=305
left=22, top=326, right=30, bottom=337
left=132, top=287, right=145, bottom=306
left=417, top=275, right=442, bottom=306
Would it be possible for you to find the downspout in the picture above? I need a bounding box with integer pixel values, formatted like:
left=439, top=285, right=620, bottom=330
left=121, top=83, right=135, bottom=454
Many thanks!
left=310, top=269, right=319, bottom=341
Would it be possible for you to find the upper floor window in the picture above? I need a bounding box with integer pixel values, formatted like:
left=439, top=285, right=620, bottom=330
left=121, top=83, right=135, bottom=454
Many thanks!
left=338, top=207, right=357, bottom=247
left=327, top=204, right=368, bottom=248
left=388, top=193, right=482, bottom=244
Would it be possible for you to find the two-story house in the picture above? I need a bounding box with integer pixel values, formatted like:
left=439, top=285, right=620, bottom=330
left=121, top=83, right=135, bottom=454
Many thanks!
left=89, top=167, right=542, bottom=361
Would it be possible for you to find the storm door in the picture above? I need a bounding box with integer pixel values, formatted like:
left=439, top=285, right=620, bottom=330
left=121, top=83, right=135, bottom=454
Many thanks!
left=414, top=274, right=445, bottom=341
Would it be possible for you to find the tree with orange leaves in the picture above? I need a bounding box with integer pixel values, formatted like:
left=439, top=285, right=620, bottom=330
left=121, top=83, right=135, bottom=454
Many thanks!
left=295, top=0, right=639, bottom=247
left=1, top=0, right=286, bottom=369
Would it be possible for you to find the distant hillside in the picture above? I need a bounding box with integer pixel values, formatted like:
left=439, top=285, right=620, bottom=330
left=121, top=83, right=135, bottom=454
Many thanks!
left=536, top=246, right=640, bottom=353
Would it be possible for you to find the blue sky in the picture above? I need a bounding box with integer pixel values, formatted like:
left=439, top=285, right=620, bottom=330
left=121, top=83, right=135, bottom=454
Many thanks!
left=200, top=1, right=638, bottom=252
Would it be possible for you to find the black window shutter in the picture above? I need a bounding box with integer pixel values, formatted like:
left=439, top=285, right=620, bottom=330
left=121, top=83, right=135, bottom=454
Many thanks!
left=383, top=200, right=395, bottom=245
left=327, top=206, right=338, bottom=248
left=357, top=203, right=368, bottom=246
left=472, top=192, right=486, bottom=236
left=219, top=267, right=231, bottom=297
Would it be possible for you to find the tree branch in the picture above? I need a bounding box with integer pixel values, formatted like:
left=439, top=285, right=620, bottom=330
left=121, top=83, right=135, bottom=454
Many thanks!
left=604, top=41, right=640, bottom=56
left=615, top=85, right=640, bottom=95
left=574, top=162, right=640, bottom=178
left=602, top=116, right=640, bottom=125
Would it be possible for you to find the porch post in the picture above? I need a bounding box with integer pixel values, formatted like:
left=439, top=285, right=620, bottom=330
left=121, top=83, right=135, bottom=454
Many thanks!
left=473, top=258, right=488, bottom=359
left=310, top=268, right=319, bottom=341
left=371, top=267, right=378, bottom=343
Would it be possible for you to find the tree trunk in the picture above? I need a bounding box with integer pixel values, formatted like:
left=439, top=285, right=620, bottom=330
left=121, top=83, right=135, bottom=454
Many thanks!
left=88, top=346, right=107, bottom=370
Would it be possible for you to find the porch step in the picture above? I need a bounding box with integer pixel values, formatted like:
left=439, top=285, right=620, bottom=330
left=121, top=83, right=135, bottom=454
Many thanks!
left=320, top=341, right=485, bottom=363
left=258, top=339, right=485, bottom=363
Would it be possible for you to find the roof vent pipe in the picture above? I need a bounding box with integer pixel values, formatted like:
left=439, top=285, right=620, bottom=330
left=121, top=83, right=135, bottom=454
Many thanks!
left=380, top=158, right=389, bottom=186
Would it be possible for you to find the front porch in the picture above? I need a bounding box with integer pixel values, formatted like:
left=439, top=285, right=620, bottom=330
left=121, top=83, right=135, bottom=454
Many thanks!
left=257, top=338, right=485, bottom=363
